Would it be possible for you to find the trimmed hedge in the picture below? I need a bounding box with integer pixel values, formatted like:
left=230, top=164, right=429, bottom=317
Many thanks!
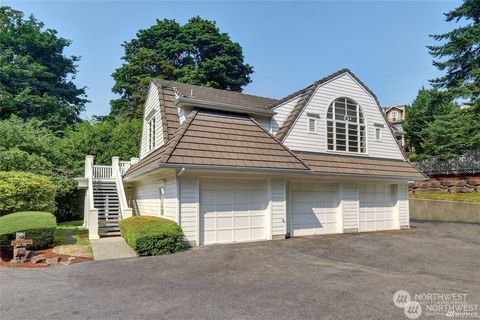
left=0, top=211, right=57, bottom=251
left=119, top=216, right=184, bottom=256
left=0, top=171, right=56, bottom=215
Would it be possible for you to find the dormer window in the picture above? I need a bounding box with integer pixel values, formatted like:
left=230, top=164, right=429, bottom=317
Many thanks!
left=327, top=97, right=366, bottom=153
left=391, top=111, right=398, bottom=121
left=148, top=117, right=156, bottom=151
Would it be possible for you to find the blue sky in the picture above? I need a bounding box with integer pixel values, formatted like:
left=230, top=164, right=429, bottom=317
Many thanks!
left=5, top=1, right=461, bottom=118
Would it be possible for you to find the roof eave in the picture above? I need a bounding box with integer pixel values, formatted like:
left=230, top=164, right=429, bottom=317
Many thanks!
left=174, top=97, right=276, bottom=117
left=157, top=163, right=310, bottom=174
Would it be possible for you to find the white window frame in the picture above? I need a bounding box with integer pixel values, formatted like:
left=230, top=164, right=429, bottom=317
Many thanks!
left=391, top=111, right=398, bottom=121
left=326, top=97, right=366, bottom=154
left=375, top=127, right=382, bottom=141
left=148, top=117, right=156, bottom=151
left=307, top=117, right=317, bottom=133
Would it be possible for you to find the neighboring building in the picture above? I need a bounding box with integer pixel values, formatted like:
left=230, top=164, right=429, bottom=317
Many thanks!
left=78, top=69, right=425, bottom=245
left=382, top=105, right=407, bottom=151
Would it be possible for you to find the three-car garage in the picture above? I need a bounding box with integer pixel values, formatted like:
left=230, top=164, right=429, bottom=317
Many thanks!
left=198, top=178, right=402, bottom=245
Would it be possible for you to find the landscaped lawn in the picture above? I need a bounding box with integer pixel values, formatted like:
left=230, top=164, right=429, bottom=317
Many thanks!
left=410, top=192, right=480, bottom=203
left=54, top=220, right=93, bottom=258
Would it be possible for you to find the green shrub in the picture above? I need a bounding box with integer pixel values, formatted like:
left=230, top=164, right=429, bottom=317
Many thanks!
left=0, top=171, right=56, bottom=215
left=0, top=211, right=57, bottom=252
left=120, top=216, right=184, bottom=256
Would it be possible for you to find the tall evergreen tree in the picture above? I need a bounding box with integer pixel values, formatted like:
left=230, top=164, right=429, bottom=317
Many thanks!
left=0, top=7, right=88, bottom=131
left=428, top=0, right=480, bottom=108
left=111, top=17, right=254, bottom=118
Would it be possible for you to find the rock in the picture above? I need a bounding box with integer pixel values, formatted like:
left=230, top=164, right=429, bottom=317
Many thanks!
left=45, top=257, right=59, bottom=266
left=441, top=180, right=455, bottom=187
left=30, top=254, right=47, bottom=264
left=421, top=182, right=431, bottom=189
left=467, top=178, right=480, bottom=186
left=430, top=181, right=441, bottom=188
left=450, top=186, right=473, bottom=193
left=475, top=186, right=480, bottom=192
left=455, top=180, right=467, bottom=187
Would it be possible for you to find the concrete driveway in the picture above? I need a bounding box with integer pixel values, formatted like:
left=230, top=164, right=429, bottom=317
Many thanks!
left=1, top=221, right=479, bottom=320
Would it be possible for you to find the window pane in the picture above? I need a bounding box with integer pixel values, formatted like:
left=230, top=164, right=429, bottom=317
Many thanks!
left=337, top=145, right=346, bottom=151
left=327, top=107, right=333, bottom=119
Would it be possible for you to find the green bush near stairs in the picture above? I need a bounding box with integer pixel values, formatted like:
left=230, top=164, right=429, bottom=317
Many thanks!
left=119, top=216, right=184, bottom=256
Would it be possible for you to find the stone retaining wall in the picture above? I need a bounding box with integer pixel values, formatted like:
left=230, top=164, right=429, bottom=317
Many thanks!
left=410, top=175, right=480, bottom=193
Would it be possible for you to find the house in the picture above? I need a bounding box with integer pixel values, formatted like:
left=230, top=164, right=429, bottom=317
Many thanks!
left=382, top=105, right=407, bottom=151
left=78, top=68, right=425, bottom=245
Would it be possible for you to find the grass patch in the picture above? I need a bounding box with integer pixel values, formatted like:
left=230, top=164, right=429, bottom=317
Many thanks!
left=54, top=223, right=93, bottom=258
left=410, top=192, right=480, bottom=203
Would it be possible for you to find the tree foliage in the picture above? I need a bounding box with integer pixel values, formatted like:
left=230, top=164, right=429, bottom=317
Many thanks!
left=404, top=88, right=457, bottom=156
left=0, top=6, right=88, bottom=131
left=428, top=0, right=480, bottom=108
left=111, top=16, right=254, bottom=118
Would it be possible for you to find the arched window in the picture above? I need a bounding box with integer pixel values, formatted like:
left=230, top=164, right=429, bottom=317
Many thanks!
left=327, top=97, right=366, bottom=153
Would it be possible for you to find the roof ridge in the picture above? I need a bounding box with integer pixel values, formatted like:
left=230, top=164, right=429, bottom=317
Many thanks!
left=248, top=117, right=311, bottom=171
left=152, top=78, right=277, bottom=103
left=160, top=109, right=199, bottom=164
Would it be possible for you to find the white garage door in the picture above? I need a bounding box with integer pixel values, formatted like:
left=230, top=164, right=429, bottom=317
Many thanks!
left=359, top=184, right=397, bottom=232
left=290, top=182, right=340, bottom=236
left=200, top=178, right=268, bottom=245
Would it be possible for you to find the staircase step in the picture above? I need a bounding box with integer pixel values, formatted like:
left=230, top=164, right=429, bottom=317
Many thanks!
left=99, top=231, right=121, bottom=237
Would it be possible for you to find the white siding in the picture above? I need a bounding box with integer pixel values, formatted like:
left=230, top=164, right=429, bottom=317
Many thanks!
left=164, top=176, right=177, bottom=221
left=179, top=176, right=198, bottom=243
left=271, top=96, right=301, bottom=134
left=140, top=83, right=164, bottom=159
left=283, top=73, right=404, bottom=160
left=130, top=173, right=177, bottom=222
left=342, top=183, right=359, bottom=230
left=255, top=117, right=272, bottom=132
left=398, top=183, right=409, bottom=226
left=270, top=179, right=287, bottom=236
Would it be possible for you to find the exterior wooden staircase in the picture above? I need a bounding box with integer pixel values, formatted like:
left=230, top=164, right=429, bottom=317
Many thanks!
left=93, top=180, right=121, bottom=237
left=76, top=156, right=135, bottom=239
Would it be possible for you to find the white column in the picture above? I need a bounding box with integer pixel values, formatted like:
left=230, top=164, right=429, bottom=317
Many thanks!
left=84, top=155, right=94, bottom=228
left=111, top=156, right=119, bottom=178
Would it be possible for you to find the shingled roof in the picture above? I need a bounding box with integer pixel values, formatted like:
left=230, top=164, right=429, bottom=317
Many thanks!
left=295, top=151, right=426, bottom=180
left=272, top=68, right=384, bottom=141
left=124, top=109, right=310, bottom=179
left=152, top=79, right=277, bottom=110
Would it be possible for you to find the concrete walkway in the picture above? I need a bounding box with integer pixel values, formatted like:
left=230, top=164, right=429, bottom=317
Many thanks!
left=90, top=237, right=137, bottom=260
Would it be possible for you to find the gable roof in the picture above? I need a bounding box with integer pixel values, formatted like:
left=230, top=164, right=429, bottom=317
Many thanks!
left=272, top=68, right=383, bottom=141
left=124, top=109, right=310, bottom=179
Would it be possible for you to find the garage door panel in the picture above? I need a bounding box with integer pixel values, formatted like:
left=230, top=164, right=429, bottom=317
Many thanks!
left=251, top=216, right=265, bottom=228
left=359, top=184, right=398, bottom=232
left=234, top=216, right=249, bottom=228
left=200, top=178, right=267, bottom=245
left=217, top=217, right=233, bottom=229
left=291, top=182, right=340, bottom=236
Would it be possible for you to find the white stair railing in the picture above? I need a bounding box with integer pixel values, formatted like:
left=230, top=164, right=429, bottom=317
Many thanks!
left=112, top=157, right=133, bottom=219
left=93, top=165, right=113, bottom=179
